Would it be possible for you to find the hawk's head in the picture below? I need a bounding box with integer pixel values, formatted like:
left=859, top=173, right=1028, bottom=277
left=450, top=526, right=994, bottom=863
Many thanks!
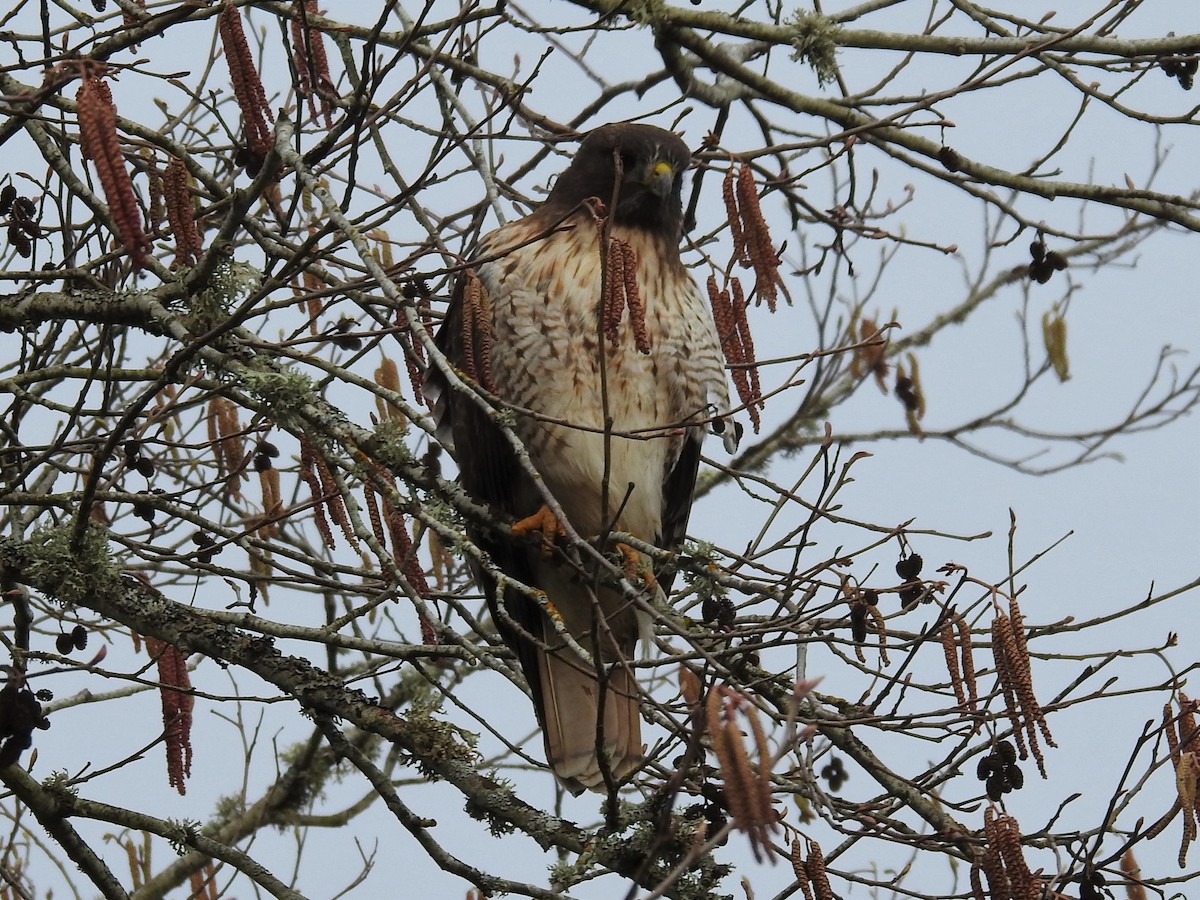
left=547, top=123, right=690, bottom=236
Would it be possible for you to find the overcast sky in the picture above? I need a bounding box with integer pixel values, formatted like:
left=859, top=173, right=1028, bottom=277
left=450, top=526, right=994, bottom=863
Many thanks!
left=4, top=1, right=1198, bottom=898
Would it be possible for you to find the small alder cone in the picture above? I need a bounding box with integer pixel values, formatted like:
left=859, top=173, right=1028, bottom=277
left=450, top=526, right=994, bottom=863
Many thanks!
left=76, top=75, right=150, bottom=269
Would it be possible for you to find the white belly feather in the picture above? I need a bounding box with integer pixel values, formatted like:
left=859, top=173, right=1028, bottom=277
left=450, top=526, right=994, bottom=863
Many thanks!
left=481, top=219, right=728, bottom=540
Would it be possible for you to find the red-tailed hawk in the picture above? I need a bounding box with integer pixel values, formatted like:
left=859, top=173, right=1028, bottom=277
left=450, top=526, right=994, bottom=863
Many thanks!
left=428, top=123, right=735, bottom=794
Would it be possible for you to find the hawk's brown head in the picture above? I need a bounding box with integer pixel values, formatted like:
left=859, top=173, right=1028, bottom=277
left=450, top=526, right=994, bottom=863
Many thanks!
left=545, top=123, right=690, bottom=236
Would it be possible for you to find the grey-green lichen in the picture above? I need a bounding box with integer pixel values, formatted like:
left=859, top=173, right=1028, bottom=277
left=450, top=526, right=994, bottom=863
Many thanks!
left=371, top=419, right=414, bottom=464
left=41, top=770, right=78, bottom=796
left=24, top=521, right=120, bottom=605
left=494, top=408, right=519, bottom=431
left=787, top=9, right=840, bottom=86
left=165, top=818, right=201, bottom=855
left=396, top=702, right=481, bottom=783
left=183, top=257, right=262, bottom=330
left=549, top=797, right=732, bottom=898
left=240, top=369, right=317, bottom=418
left=624, top=0, right=664, bottom=26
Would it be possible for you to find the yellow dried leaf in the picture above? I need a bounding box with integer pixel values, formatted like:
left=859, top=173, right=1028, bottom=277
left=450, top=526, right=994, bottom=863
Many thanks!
left=679, top=665, right=702, bottom=707
left=1042, top=310, right=1070, bottom=381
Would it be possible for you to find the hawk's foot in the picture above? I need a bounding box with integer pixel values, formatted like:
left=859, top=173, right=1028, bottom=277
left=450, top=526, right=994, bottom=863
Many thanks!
left=616, top=542, right=659, bottom=592
left=512, top=505, right=567, bottom=555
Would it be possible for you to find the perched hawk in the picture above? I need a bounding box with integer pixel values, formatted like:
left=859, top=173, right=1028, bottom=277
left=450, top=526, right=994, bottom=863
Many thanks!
left=428, top=123, right=735, bottom=794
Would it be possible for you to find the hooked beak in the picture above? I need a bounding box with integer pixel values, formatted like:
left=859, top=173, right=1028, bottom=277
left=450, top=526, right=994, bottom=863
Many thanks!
left=636, top=158, right=676, bottom=198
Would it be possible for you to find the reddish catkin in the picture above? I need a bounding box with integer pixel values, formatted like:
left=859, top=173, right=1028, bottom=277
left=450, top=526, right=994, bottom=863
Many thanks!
left=968, top=862, right=986, bottom=900
left=706, top=276, right=763, bottom=432
left=805, top=840, right=834, bottom=900
left=374, top=356, right=404, bottom=422
left=707, top=275, right=740, bottom=361
left=418, top=609, right=438, bottom=649
left=992, top=613, right=1029, bottom=759
left=310, top=442, right=358, bottom=550
left=719, top=712, right=759, bottom=851
left=996, top=607, right=1049, bottom=777
left=706, top=689, right=776, bottom=862
left=206, top=397, right=244, bottom=498
left=164, top=156, right=201, bottom=267
left=705, top=690, right=747, bottom=828
left=736, top=164, right=781, bottom=311
left=396, top=306, right=427, bottom=407
left=206, top=399, right=224, bottom=472
left=867, top=603, right=890, bottom=665
left=145, top=150, right=164, bottom=233
left=601, top=238, right=650, bottom=353
left=982, top=808, right=1012, bottom=900
left=303, top=274, right=323, bottom=337
left=602, top=239, right=626, bottom=346
left=707, top=277, right=746, bottom=392
left=941, top=613, right=968, bottom=709
left=298, top=436, right=336, bottom=549
left=383, top=499, right=431, bottom=599
left=1179, top=692, right=1200, bottom=752
left=957, top=612, right=979, bottom=712
left=1009, top=597, right=1056, bottom=749
left=361, top=481, right=388, bottom=551
left=1177, top=752, right=1199, bottom=866
left=189, top=861, right=219, bottom=900
left=291, top=0, right=333, bottom=126
left=77, top=76, right=150, bottom=269
left=679, top=664, right=702, bottom=709
left=730, top=277, right=763, bottom=426
left=993, top=813, right=1037, bottom=900
left=620, top=240, right=650, bottom=353
left=460, top=270, right=497, bottom=392
left=145, top=637, right=193, bottom=795
left=118, top=833, right=145, bottom=890
left=427, top=529, right=451, bottom=591
left=743, top=700, right=777, bottom=852
left=723, top=166, right=749, bottom=266
left=791, top=839, right=815, bottom=900
left=1167, top=698, right=1186, bottom=759
left=219, top=5, right=274, bottom=161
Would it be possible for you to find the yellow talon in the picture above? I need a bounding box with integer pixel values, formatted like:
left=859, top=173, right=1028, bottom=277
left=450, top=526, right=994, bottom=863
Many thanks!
left=617, top=542, right=659, bottom=591
left=512, top=505, right=567, bottom=555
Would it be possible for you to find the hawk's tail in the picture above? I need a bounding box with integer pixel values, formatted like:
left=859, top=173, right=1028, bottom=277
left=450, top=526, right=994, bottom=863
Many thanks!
left=538, top=646, right=642, bottom=795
